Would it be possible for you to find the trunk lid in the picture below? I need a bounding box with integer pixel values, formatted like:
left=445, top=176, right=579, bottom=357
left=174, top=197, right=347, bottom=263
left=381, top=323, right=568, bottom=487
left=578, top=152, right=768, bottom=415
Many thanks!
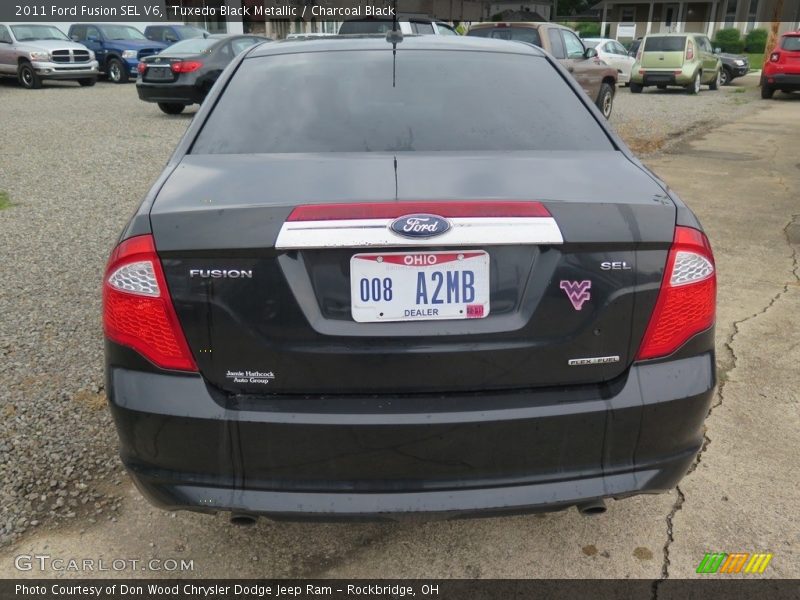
left=151, top=151, right=674, bottom=395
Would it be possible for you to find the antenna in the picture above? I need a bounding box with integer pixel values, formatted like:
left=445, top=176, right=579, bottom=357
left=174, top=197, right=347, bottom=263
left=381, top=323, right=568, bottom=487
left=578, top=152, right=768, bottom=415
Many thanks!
left=386, top=0, right=401, bottom=87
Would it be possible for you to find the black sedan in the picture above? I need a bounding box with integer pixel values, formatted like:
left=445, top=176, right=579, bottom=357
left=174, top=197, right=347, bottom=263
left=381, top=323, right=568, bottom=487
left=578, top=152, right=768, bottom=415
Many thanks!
left=106, top=35, right=716, bottom=522
left=136, top=34, right=269, bottom=114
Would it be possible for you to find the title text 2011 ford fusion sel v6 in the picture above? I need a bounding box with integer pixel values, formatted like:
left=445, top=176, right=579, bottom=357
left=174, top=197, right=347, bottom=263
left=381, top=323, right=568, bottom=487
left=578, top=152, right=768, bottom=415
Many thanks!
left=103, top=35, right=716, bottom=520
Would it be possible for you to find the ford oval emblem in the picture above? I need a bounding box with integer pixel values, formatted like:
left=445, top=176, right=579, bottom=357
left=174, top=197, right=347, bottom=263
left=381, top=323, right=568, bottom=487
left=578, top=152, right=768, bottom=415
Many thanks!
left=389, top=214, right=451, bottom=238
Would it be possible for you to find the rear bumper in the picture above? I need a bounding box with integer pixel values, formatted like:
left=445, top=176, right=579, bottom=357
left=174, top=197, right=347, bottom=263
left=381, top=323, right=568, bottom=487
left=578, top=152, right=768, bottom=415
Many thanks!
left=136, top=81, right=201, bottom=105
left=631, top=69, right=692, bottom=86
left=108, top=353, right=715, bottom=520
left=764, top=73, right=800, bottom=89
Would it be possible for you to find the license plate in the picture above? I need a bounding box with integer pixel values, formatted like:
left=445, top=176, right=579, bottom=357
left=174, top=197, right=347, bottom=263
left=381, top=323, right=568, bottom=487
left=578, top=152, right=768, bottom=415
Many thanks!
left=145, top=67, right=172, bottom=80
left=350, top=251, right=490, bottom=323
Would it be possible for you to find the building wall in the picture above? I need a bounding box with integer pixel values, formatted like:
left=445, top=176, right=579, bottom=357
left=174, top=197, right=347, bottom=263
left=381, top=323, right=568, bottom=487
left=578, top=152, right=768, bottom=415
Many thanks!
left=602, top=0, right=799, bottom=41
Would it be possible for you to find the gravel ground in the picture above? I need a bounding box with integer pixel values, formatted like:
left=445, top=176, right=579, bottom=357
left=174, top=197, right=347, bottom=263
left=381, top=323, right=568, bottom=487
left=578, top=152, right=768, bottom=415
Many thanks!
left=609, top=72, right=763, bottom=154
left=0, top=73, right=764, bottom=549
left=0, top=79, right=198, bottom=546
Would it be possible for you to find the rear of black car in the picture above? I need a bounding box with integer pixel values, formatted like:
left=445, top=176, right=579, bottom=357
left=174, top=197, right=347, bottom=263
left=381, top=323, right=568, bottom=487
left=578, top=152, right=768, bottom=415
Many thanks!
left=136, top=36, right=267, bottom=113
left=105, top=37, right=716, bottom=520
left=136, top=39, right=215, bottom=107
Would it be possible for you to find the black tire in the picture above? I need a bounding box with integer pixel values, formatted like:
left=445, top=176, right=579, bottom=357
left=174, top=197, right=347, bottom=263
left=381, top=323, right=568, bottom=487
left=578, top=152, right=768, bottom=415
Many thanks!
left=18, top=62, right=42, bottom=89
left=630, top=81, right=643, bottom=94
left=720, top=67, right=732, bottom=86
left=686, top=72, right=701, bottom=95
left=657, top=84, right=667, bottom=90
left=107, top=58, right=129, bottom=84
left=78, top=78, right=97, bottom=87
left=595, top=82, right=614, bottom=119
left=709, top=69, right=721, bottom=91
left=761, top=83, right=775, bottom=99
left=158, top=103, right=186, bottom=115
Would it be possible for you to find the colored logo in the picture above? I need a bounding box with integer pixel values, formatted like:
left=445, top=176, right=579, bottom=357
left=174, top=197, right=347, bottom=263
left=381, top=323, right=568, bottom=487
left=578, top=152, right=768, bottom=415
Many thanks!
left=560, top=280, right=592, bottom=310
left=696, top=552, right=773, bottom=574
left=390, top=214, right=451, bottom=239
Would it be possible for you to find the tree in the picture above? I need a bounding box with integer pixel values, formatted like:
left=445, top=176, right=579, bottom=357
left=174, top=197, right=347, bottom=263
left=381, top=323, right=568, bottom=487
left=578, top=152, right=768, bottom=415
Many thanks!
left=762, top=0, right=784, bottom=82
left=554, top=0, right=592, bottom=18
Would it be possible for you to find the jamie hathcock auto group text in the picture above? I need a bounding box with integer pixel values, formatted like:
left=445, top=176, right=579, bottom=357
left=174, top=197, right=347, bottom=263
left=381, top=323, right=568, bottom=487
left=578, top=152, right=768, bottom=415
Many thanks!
left=15, top=583, right=425, bottom=597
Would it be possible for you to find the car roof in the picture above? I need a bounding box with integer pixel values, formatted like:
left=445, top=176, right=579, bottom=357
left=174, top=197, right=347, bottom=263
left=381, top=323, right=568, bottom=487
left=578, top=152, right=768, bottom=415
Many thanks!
left=247, top=34, right=547, bottom=58
left=469, top=22, right=570, bottom=31
left=643, top=32, right=692, bottom=37
left=342, top=14, right=437, bottom=23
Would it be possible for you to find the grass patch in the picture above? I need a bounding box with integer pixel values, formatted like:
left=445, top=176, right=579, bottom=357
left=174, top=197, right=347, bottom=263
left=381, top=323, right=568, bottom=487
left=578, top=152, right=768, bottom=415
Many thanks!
left=0, top=191, right=11, bottom=210
left=746, top=53, right=764, bottom=70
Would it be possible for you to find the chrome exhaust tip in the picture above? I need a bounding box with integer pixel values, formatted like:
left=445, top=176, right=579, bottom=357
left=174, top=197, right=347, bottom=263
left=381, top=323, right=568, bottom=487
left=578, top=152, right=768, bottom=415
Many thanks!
left=229, top=513, right=258, bottom=527
left=577, top=499, right=607, bottom=516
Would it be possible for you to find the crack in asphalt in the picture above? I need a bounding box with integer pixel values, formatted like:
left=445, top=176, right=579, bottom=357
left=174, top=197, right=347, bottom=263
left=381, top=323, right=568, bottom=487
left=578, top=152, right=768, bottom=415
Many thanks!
left=651, top=213, right=800, bottom=599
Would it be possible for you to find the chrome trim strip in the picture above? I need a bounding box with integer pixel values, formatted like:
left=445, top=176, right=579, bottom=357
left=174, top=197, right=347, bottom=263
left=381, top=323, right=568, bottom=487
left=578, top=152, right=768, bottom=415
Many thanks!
left=275, top=217, right=563, bottom=249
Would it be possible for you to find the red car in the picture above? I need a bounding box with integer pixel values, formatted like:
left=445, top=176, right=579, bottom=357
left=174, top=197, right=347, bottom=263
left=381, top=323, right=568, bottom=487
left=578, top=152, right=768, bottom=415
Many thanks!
left=761, top=30, right=800, bottom=99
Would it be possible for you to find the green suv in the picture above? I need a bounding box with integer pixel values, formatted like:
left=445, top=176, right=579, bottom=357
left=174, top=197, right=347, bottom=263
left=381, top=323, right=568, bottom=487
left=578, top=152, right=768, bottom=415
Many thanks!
left=630, top=33, right=721, bottom=94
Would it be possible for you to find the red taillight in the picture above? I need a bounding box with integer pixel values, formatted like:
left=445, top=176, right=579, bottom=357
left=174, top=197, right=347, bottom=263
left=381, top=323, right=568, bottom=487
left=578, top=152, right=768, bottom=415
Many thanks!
left=171, top=60, right=203, bottom=73
left=770, top=52, right=781, bottom=62
left=685, top=41, right=694, bottom=60
left=286, top=201, right=551, bottom=221
left=137, top=62, right=146, bottom=74
left=103, top=234, right=197, bottom=372
left=636, top=226, right=716, bottom=361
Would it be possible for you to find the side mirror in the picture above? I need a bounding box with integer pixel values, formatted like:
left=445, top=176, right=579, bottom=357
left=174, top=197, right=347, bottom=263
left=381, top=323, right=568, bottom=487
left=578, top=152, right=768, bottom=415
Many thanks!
left=70, top=35, right=80, bottom=42
left=87, top=35, right=99, bottom=43
left=584, top=47, right=598, bottom=59
left=714, top=47, right=721, bottom=54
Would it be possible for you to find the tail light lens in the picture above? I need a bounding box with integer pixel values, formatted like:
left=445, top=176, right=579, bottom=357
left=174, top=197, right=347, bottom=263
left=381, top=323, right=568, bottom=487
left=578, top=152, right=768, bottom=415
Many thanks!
left=770, top=52, right=780, bottom=62
left=103, top=234, right=197, bottom=372
left=171, top=60, right=203, bottom=73
left=686, top=41, right=694, bottom=60
left=637, top=226, right=716, bottom=360
left=137, top=62, right=146, bottom=74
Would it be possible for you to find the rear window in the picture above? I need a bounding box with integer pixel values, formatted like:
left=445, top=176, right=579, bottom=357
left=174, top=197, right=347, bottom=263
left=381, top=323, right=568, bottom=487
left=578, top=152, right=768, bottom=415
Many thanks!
left=781, top=35, right=800, bottom=51
left=338, top=21, right=395, bottom=34
left=176, top=26, right=207, bottom=39
left=643, top=36, right=686, bottom=52
left=467, top=27, right=542, bottom=47
left=167, top=38, right=216, bottom=54
left=191, top=50, right=613, bottom=154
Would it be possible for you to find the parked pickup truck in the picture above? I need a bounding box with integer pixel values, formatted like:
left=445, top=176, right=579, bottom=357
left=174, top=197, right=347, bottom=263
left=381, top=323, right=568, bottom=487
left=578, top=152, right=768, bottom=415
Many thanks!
left=467, top=22, right=618, bottom=118
left=69, top=24, right=166, bottom=83
left=0, top=23, right=99, bottom=89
